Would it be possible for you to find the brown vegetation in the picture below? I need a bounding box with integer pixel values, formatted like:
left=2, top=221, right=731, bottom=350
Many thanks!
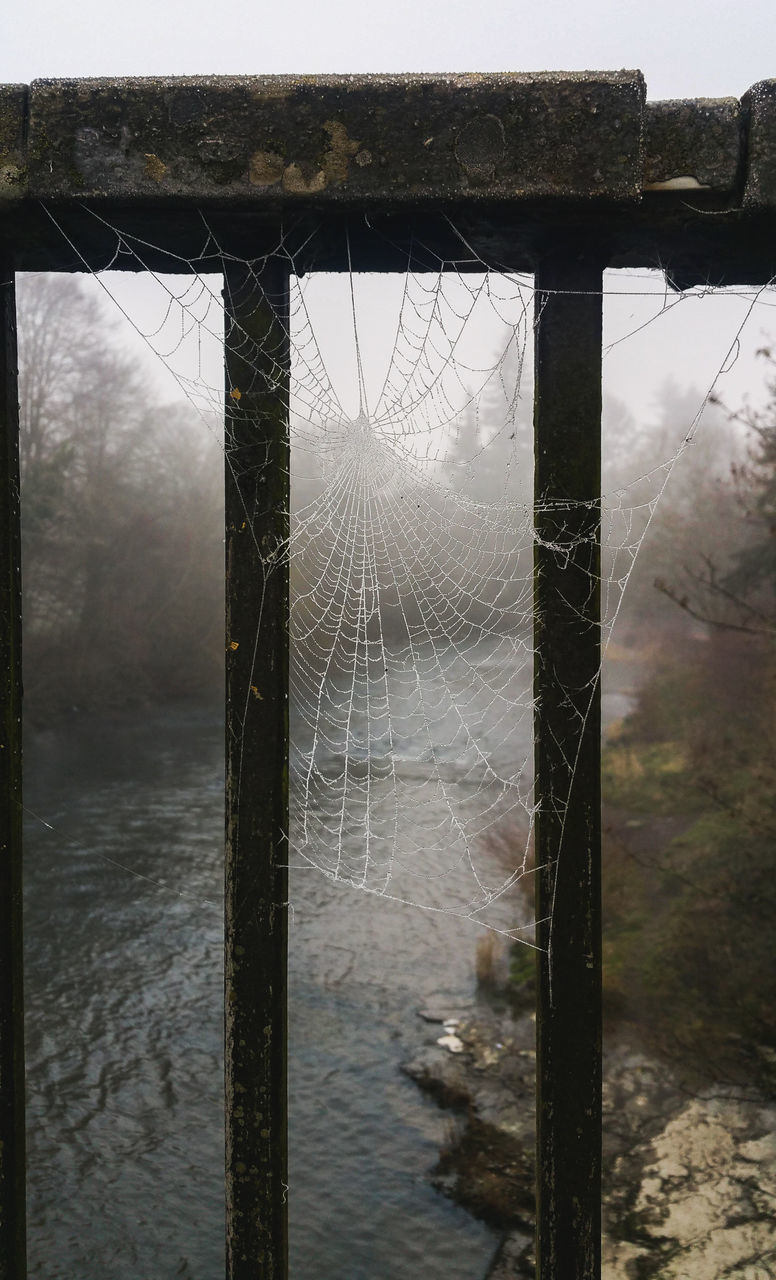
left=602, top=629, right=776, bottom=1090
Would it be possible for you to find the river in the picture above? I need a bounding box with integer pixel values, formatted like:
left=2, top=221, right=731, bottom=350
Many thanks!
left=22, top=655, right=633, bottom=1279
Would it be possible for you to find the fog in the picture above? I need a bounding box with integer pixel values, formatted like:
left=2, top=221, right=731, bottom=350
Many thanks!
left=95, top=266, right=774, bottom=424
left=17, top=264, right=773, bottom=718
left=3, top=0, right=776, bottom=102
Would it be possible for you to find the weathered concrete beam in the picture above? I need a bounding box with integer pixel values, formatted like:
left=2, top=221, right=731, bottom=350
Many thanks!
left=0, top=88, right=26, bottom=202
left=1, top=75, right=770, bottom=209
left=2, top=73, right=646, bottom=205
left=643, top=97, right=743, bottom=192
left=743, top=80, right=776, bottom=208
left=1, top=73, right=775, bottom=282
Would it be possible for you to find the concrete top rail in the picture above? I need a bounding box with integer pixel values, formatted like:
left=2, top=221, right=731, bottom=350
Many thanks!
left=0, top=71, right=775, bottom=282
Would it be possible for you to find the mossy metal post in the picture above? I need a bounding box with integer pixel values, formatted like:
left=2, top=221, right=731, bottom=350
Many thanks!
left=224, top=261, right=290, bottom=1280
left=0, top=256, right=26, bottom=1280
left=533, top=246, right=604, bottom=1280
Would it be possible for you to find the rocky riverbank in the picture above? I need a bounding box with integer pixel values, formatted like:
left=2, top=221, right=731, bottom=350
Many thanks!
left=402, top=1000, right=776, bottom=1279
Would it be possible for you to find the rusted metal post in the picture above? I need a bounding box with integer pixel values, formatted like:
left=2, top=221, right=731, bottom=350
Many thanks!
left=533, top=247, right=604, bottom=1280
left=0, top=258, right=26, bottom=1280
left=224, top=260, right=290, bottom=1280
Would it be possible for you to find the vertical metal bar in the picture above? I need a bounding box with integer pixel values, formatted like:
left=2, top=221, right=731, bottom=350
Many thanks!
left=533, top=247, right=604, bottom=1280
left=0, top=258, right=26, bottom=1280
left=223, top=260, right=290, bottom=1280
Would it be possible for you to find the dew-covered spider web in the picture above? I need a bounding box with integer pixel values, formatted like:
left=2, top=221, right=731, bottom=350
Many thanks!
left=285, top=260, right=539, bottom=926
left=40, top=206, right=776, bottom=942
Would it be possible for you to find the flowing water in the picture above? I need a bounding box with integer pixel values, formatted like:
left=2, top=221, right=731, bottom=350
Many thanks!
left=23, top=704, right=511, bottom=1278
left=23, top=652, right=632, bottom=1279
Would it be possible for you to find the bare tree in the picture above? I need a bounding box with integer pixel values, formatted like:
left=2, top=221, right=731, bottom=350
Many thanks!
left=17, top=274, right=224, bottom=714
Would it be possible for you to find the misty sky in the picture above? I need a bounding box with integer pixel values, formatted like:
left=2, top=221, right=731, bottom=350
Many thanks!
left=2, top=0, right=775, bottom=101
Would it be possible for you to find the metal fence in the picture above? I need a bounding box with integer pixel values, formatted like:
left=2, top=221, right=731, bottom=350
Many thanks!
left=1, top=71, right=775, bottom=1280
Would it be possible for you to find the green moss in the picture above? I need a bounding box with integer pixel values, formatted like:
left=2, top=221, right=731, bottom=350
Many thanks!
left=506, top=943, right=536, bottom=1009
left=603, top=737, right=692, bottom=813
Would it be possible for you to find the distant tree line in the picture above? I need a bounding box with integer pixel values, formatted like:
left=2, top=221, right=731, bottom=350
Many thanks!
left=18, top=274, right=224, bottom=719
left=18, top=274, right=753, bottom=729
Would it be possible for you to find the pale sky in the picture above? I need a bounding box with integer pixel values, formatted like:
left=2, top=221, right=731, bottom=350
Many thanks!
left=2, top=0, right=774, bottom=101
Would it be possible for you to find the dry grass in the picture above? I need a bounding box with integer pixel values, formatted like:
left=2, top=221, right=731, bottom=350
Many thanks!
left=475, top=932, right=503, bottom=988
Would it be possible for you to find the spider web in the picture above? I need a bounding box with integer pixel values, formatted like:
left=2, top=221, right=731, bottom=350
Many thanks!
left=37, top=206, right=776, bottom=940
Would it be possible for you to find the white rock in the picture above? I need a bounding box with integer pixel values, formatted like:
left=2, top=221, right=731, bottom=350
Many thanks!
left=437, top=1033, right=464, bottom=1054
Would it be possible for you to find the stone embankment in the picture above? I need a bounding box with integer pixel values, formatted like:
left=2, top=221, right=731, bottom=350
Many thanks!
left=402, top=1002, right=776, bottom=1279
